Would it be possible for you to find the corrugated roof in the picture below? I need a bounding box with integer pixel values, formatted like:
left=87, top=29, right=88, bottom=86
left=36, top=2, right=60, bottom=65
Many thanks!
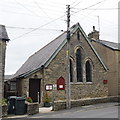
left=0, top=25, right=9, bottom=41
left=12, top=23, right=108, bottom=79
left=91, top=39, right=120, bottom=51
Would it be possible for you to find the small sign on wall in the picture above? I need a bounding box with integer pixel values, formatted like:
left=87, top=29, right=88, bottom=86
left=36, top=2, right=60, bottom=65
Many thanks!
left=103, top=80, right=108, bottom=84
left=53, top=84, right=57, bottom=90
left=45, top=84, right=53, bottom=91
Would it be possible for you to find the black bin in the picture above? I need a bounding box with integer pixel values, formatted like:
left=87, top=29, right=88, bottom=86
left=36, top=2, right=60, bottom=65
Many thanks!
left=15, top=97, right=25, bottom=115
left=7, top=96, right=17, bottom=114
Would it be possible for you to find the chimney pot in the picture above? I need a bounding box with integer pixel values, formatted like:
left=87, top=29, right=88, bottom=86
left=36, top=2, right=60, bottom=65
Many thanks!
left=88, top=26, right=99, bottom=40
left=93, top=26, right=95, bottom=31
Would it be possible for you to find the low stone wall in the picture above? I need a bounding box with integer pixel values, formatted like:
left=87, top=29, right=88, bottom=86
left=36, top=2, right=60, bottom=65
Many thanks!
left=53, top=96, right=119, bottom=111
left=27, top=103, right=39, bottom=115
left=2, top=105, right=8, bottom=117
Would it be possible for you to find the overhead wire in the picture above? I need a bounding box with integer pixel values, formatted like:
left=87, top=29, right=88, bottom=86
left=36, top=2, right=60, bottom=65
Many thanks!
left=73, top=8, right=119, bottom=10
left=43, top=0, right=65, bottom=6
left=11, top=14, right=66, bottom=41
left=5, top=0, right=116, bottom=41
left=77, top=0, right=106, bottom=33
left=14, top=0, right=40, bottom=17
left=6, top=26, right=64, bottom=31
left=70, top=0, right=81, bottom=6
left=71, top=0, right=83, bottom=8
left=70, top=0, right=107, bottom=26
left=33, top=1, right=52, bottom=19
left=1, top=0, right=65, bottom=21
left=4, top=0, right=65, bottom=16
left=2, top=8, right=64, bottom=18
left=38, top=1, right=65, bottom=9
left=2, top=0, right=65, bottom=9
left=71, top=0, right=118, bottom=38
left=71, top=0, right=108, bottom=14
left=33, top=0, right=62, bottom=30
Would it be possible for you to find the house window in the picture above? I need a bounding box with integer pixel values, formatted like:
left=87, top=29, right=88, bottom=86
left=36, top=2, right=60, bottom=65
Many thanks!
left=86, top=61, right=92, bottom=82
left=10, top=81, right=16, bottom=91
left=76, top=49, right=83, bottom=82
left=70, top=59, right=73, bottom=82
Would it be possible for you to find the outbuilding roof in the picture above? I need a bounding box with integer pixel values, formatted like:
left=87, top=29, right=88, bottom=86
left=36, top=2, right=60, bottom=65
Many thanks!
left=91, top=39, right=120, bottom=51
left=12, top=23, right=108, bottom=79
left=0, top=25, right=9, bottom=41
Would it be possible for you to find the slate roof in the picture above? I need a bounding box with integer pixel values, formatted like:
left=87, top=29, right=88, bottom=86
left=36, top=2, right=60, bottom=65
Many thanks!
left=0, top=25, right=9, bottom=41
left=13, top=32, right=67, bottom=78
left=91, top=39, right=120, bottom=51
left=12, top=23, right=108, bottom=79
left=4, top=75, right=12, bottom=82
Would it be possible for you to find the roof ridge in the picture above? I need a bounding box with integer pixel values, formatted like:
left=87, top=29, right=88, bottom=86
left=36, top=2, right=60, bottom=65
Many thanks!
left=99, top=40, right=118, bottom=44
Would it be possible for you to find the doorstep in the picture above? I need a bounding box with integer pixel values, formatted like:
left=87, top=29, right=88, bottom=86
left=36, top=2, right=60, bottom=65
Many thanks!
left=39, top=106, right=53, bottom=113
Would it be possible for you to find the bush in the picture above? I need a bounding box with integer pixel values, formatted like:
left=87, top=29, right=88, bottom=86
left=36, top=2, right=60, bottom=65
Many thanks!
left=43, top=92, right=51, bottom=103
left=26, top=97, right=33, bottom=103
left=0, top=98, right=7, bottom=105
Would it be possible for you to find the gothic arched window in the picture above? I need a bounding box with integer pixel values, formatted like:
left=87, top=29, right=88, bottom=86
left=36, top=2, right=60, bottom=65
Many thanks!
left=86, top=61, right=92, bottom=82
left=70, top=59, right=73, bottom=82
left=76, top=49, right=83, bottom=82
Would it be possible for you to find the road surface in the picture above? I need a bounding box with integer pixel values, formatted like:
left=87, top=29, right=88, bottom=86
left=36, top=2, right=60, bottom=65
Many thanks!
left=3, top=102, right=119, bottom=119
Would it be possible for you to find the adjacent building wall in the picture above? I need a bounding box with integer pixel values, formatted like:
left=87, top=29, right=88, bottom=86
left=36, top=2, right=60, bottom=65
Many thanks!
left=91, top=41, right=119, bottom=96
left=0, top=36, right=8, bottom=99
left=0, top=25, right=9, bottom=117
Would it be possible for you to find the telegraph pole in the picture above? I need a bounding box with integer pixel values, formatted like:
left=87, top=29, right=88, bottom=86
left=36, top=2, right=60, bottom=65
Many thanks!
left=66, top=5, right=71, bottom=109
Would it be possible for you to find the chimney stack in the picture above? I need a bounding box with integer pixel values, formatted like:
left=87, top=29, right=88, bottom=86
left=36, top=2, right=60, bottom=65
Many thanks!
left=93, top=26, right=95, bottom=31
left=88, top=26, right=99, bottom=40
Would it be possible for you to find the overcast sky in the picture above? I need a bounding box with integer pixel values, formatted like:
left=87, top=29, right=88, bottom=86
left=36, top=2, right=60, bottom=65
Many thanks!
left=0, top=0, right=118, bottom=75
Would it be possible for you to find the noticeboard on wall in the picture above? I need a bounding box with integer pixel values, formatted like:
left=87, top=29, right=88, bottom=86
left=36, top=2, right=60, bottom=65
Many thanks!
left=45, top=84, right=53, bottom=91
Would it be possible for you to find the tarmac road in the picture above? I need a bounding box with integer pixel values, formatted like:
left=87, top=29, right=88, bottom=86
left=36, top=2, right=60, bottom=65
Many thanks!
left=29, top=102, right=119, bottom=118
left=2, top=102, right=119, bottom=119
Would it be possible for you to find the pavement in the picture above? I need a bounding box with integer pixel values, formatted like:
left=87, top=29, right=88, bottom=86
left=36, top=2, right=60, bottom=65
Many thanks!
left=3, top=102, right=119, bottom=119
left=3, top=106, right=53, bottom=119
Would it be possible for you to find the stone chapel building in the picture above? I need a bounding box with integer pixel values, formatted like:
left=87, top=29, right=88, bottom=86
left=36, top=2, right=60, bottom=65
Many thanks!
left=9, top=23, right=118, bottom=104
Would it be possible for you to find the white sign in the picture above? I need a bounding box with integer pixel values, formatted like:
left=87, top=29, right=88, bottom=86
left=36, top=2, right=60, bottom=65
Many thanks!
left=59, top=85, right=63, bottom=88
left=45, top=84, right=53, bottom=91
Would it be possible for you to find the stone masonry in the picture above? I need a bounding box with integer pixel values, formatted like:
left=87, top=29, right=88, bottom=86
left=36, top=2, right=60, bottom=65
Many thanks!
left=42, top=29, right=108, bottom=101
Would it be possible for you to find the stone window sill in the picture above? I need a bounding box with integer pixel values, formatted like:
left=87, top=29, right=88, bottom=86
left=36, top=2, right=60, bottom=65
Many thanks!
left=70, top=82, right=93, bottom=85
left=86, top=82, right=93, bottom=84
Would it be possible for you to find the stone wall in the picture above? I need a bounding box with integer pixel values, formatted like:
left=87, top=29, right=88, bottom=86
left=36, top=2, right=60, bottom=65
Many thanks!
left=27, top=103, right=39, bottom=115
left=53, top=96, right=119, bottom=111
left=2, top=105, right=8, bottom=117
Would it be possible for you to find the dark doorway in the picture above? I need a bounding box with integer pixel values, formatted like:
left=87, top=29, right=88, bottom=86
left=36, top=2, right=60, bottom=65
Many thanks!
left=29, top=79, right=41, bottom=103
